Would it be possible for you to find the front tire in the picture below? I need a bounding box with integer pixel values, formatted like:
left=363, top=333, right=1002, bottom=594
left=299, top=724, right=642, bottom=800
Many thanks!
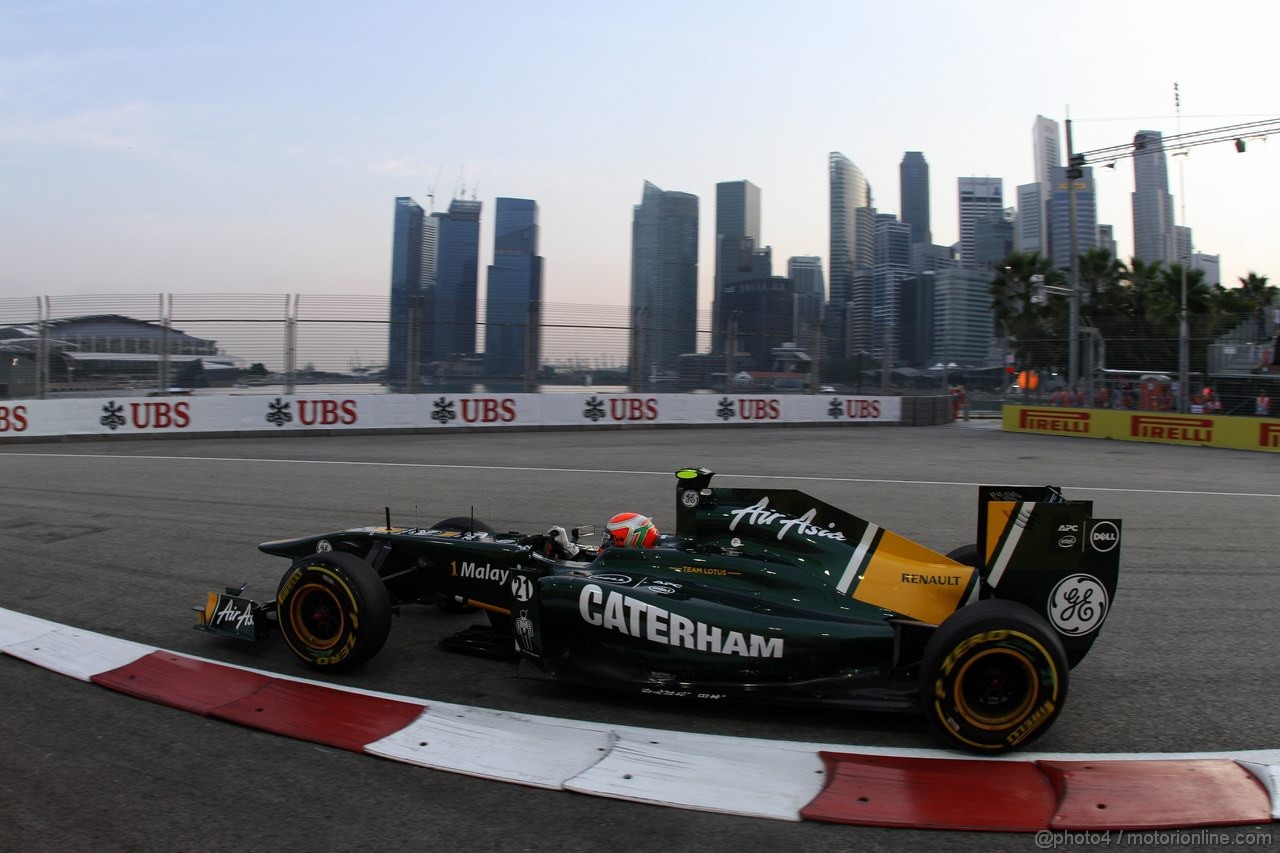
left=276, top=551, right=392, bottom=672
left=920, top=599, right=1068, bottom=753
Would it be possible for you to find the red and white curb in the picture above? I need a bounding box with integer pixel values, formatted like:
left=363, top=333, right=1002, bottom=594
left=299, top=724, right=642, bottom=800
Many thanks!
left=3, top=606, right=1277, bottom=832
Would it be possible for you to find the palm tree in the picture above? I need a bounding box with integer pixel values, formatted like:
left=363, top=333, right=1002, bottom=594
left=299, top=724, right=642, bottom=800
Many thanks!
left=1158, top=264, right=1211, bottom=315
left=1077, top=248, right=1127, bottom=319
left=1159, top=264, right=1211, bottom=372
left=1237, top=272, right=1277, bottom=342
left=989, top=252, right=1065, bottom=368
left=1108, top=257, right=1168, bottom=369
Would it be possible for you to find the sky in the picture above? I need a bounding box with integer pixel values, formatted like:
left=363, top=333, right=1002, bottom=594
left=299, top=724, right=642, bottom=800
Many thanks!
left=2, top=0, right=1278, bottom=316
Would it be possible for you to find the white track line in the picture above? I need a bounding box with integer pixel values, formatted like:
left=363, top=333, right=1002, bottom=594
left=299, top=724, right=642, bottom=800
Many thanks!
left=4, top=452, right=1279, bottom=499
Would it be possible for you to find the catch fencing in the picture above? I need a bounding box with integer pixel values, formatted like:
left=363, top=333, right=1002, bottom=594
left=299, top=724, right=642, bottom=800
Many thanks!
left=2, top=294, right=1276, bottom=419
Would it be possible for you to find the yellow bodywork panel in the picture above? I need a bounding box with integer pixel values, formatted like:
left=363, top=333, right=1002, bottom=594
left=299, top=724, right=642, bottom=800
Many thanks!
left=851, top=530, right=974, bottom=625
left=985, top=500, right=1017, bottom=564
left=197, top=590, right=218, bottom=626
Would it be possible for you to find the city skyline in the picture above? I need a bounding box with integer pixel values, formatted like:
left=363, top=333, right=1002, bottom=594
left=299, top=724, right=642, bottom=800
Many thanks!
left=3, top=1, right=1278, bottom=315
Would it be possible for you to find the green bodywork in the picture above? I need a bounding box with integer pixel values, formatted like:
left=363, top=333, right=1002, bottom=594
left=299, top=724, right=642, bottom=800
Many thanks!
left=234, top=468, right=1121, bottom=713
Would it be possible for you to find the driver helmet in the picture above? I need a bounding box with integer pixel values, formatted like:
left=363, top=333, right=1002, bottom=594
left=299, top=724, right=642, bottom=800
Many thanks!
left=603, top=512, right=659, bottom=549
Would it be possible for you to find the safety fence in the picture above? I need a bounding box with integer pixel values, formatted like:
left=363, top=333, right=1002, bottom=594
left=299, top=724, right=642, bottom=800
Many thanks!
left=2, top=294, right=1276, bottom=412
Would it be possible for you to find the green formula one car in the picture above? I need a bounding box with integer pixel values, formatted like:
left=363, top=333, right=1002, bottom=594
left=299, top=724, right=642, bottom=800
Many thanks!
left=195, top=468, right=1121, bottom=752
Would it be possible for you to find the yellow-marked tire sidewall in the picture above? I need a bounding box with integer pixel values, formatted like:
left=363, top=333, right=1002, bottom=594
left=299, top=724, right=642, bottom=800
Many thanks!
left=276, top=552, right=391, bottom=672
left=921, top=600, right=1069, bottom=753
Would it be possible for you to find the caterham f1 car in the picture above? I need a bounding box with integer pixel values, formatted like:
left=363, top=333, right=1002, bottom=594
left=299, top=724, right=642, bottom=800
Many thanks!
left=194, top=468, right=1122, bottom=752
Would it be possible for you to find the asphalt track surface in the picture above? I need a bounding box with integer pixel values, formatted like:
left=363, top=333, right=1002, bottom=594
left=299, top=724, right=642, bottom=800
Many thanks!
left=1, top=423, right=1277, bottom=852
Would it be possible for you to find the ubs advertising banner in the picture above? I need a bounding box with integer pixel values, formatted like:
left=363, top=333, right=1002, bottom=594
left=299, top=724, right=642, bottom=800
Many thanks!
left=1003, top=405, right=1280, bottom=453
left=0, top=393, right=901, bottom=440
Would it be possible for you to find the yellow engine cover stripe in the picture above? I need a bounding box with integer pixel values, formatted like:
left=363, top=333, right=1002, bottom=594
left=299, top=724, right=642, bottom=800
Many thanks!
left=851, top=530, right=975, bottom=625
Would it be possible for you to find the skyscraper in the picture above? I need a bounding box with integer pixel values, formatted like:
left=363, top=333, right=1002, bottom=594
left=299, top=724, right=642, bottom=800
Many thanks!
left=721, top=277, right=802, bottom=371
left=1132, top=130, right=1175, bottom=265
left=1048, top=165, right=1098, bottom=272
left=788, top=256, right=825, bottom=299
left=1174, top=225, right=1193, bottom=268
left=899, top=273, right=936, bottom=369
left=787, top=256, right=825, bottom=342
left=974, top=208, right=1015, bottom=270
left=431, top=198, right=482, bottom=359
left=828, top=152, right=873, bottom=306
left=713, top=180, right=764, bottom=353
left=899, top=152, right=931, bottom=246
left=630, top=181, right=698, bottom=382
left=1097, top=224, right=1117, bottom=260
left=957, top=177, right=1003, bottom=268
left=1015, top=183, right=1045, bottom=256
left=911, top=242, right=956, bottom=276
left=388, top=196, right=428, bottom=388
left=484, top=198, right=543, bottom=381
left=1033, top=116, right=1062, bottom=193
left=1016, top=117, right=1061, bottom=259
left=1191, top=252, right=1220, bottom=285
left=829, top=152, right=874, bottom=356
left=873, top=213, right=912, bottom=363
left=933, top=268, right=995, bottom=366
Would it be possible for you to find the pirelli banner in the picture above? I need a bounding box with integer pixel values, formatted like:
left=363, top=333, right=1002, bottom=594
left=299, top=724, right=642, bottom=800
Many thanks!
left=1004, top=405, right=1280, bottom=453
left=0, top=393, right=901, bottom=440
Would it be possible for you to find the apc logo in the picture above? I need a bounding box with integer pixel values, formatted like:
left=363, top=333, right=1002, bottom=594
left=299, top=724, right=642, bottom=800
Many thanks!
left=1089, top=520, right=1119, bottom=553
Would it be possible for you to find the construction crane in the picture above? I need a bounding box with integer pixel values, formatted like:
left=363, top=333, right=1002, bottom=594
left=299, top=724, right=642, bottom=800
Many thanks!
left=425, top=166, right=442, bottom=213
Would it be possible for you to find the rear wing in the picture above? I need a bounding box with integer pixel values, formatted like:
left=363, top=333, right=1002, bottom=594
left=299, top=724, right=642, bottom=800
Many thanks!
left=975, top=485, right=1121, bottom=667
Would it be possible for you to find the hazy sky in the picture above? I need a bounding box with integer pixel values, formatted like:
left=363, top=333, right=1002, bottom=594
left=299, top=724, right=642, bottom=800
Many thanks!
left=2, top=0, right=1277, bottom=313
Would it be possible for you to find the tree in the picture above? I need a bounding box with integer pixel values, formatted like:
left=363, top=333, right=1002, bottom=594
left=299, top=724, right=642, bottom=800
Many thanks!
left=1158, top=264, right=1211, bottom=316
left=1157, top=264, right=1211, bottom=372
left=983, top=250, right=1273, bottom=379
left=1077, top=248, right=1127, bottom=321
left=989, top=252, right=1066, bottom=368
left=1101, top=257, right=1169, bottom=369
left=1237, top=272, right=1276, bottom=342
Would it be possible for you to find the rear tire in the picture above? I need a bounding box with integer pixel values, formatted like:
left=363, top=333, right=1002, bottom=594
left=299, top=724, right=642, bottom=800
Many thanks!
left=276, top=551, right=392, bottom=672
left=945, top=543, right=979, bottom=568
left=920, top=599, right=1068, bottom=753
left=431, top=515, right=493, bottom=533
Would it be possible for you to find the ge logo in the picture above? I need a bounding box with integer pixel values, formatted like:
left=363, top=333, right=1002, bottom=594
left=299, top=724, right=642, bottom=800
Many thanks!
left=511, top=575, right=533, bottom=602
left=1047, top=574, right=1109, bottom=636
left=680, top=489, right=700, bottom=508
